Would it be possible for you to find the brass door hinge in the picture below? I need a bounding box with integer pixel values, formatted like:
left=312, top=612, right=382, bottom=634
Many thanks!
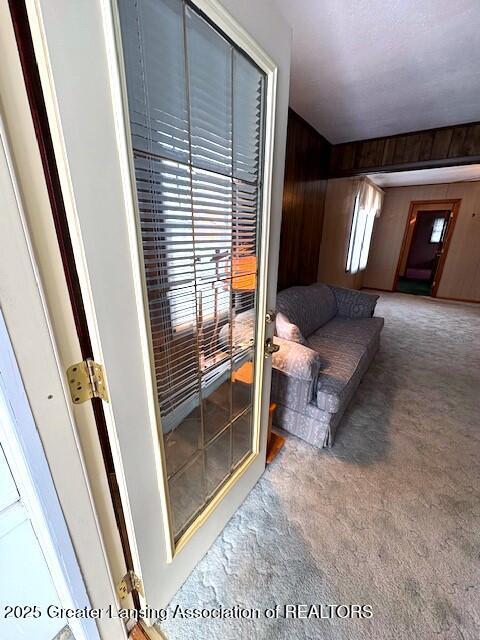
left=67, top=358, right=109, bottom=404
left=117, top=570, right=144, bottom=600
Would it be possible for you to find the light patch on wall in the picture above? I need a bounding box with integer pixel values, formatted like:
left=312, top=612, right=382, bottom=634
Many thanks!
left=368, top=165, right=480, bottom=188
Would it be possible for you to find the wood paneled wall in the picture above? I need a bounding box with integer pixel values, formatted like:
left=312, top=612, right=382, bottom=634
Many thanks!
left=278, top=109, right=331, bottom=290
left=329, top=121, right=480, bottom=177
left=364, top=181, right=480, bottom=302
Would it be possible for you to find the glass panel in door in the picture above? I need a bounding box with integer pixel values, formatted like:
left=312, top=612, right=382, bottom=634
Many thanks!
left=118, top=0, right=265, bottom=541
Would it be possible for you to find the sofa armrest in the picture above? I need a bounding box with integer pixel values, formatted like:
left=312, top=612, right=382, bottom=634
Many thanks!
left=271, top=336, right=323, bottom=382
left=330, top=286, right=379, bottom=318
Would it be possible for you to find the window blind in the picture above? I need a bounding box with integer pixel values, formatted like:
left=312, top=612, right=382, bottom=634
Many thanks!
left=118, top=0, right=265, bottom=538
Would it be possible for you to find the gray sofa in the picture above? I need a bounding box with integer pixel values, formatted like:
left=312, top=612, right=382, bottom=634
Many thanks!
left=271, top=283, right=384, bottom=448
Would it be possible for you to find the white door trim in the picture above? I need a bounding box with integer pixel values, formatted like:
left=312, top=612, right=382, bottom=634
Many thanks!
left=0, top=107, right=126, bottom=639
left=0, top=312, right=92, bottom=640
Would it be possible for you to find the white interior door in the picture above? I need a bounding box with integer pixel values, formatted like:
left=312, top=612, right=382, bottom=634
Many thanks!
left=0, top=407, right=76, bottom=640
left=0, top=106, right=104, bottom=640
left=26, top=0, right=277, bottom=607
left=0, top=312, right=97, bottom=640
left=0, top=446, right=64, bottom=640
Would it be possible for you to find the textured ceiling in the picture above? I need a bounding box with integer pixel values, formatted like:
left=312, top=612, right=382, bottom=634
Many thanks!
left=369, top=164, right=480, bottom=187
left=272, top=0, right=480, bottom=143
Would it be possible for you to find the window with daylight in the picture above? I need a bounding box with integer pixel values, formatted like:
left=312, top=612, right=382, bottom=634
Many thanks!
left=430, top=217, right=447, bottom=243
left=118, top=0, right=266, bottom=539
left=346, top=179, right=384, bottom=274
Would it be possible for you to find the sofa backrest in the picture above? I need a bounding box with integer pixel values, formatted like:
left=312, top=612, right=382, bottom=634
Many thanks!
left=276, top=284, right=337, bottom=338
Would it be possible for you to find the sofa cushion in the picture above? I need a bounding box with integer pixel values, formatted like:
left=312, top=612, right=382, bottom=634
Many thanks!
left=275, top=312, right=307, bottom=345
left=330, top=286, right=379, bottom=319
left=313, top=316, right=384, bottom=351
left=276, top=284, right=337, bottom=338
left=306, top=335, right=370, bottom=413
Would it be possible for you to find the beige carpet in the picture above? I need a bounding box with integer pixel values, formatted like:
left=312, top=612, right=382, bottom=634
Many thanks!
left=158, top=292, right=480, bottom=640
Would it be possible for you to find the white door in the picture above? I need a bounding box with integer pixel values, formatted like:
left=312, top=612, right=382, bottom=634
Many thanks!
left=0, top=445, right=63, bottom=640
left=0, top=416, right=76, bottom=640
left=26, top=0, right=277, bottom=607
left=0, top=315, right=97, bottom=640
left=0, top=105, right=103, bottom=640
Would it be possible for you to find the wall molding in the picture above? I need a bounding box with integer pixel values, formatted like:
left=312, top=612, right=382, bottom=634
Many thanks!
left=329, top=121, right=480, bottom=177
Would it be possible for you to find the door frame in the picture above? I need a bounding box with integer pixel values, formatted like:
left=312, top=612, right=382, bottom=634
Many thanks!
left=392, top=199, right=460, bottom=296
left=23, top=0, right=279, bottom=608
left=0, top=104, right=125, bottom=638
left=0, top=312, right=93, bottom=640
left=8, top=0, right=138, bottom=608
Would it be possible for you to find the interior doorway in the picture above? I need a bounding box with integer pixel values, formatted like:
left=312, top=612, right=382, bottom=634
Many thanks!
left=394, top=199, right=460, bottom=297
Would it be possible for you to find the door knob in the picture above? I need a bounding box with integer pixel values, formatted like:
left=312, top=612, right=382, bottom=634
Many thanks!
left=265, top=310, right=276, bottom=324
left=264, top=337, right=280, bottom=358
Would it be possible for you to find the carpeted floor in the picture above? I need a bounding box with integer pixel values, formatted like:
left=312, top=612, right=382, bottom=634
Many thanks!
left=158, top=293, right=480, bottom=640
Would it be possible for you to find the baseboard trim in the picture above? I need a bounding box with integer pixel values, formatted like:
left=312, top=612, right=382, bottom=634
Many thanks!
left=361, top=287, right=394, bottom=293
left=361, top=287, right=480, bottom=305
left=435, top=295, right=480, bottom=304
